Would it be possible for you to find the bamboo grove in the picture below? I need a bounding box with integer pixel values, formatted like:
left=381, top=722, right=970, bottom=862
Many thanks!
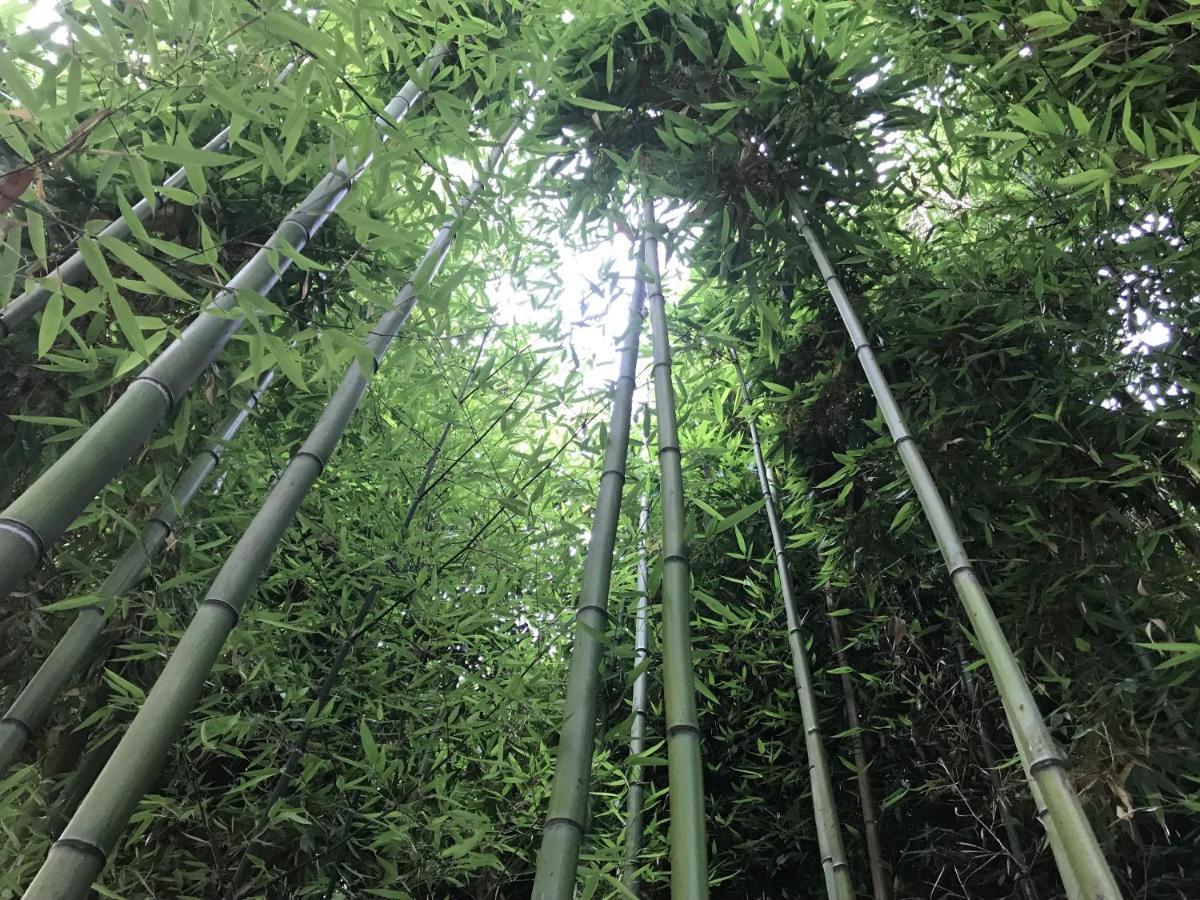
left=1, top=1, right=1196, bottom=898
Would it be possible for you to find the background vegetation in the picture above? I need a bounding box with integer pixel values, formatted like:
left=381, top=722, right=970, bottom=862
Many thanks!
left=0, top=0, right=1196, bottom=897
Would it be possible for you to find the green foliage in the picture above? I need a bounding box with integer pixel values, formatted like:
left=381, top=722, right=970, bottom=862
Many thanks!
left=1, top=0, right=1197, bottom=898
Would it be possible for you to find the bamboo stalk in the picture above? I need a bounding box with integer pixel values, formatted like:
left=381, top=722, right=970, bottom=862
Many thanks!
left=0, top=368, right=275, bottom=776
left=0, top=47, right=446, bottom=602
left=788, top=197, right=1121, bottom=899
left=622, top=407, right=653, bottom=892
left=642, top=199, right=708, bottom=899
left=19, top=137, right=505, bottom=900
left=531, top=259, right=646, bottom=899
left=731, top=354, right=854, bottom=900
left=820, top=582, right=889, bottom=900
left=0, top=60, right=302, bottom=338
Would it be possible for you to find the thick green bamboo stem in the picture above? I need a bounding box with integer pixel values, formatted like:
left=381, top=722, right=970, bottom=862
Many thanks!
left=0, top=368, right=275, bottom=776
left=0, top=47, right=445, bottom=602
left=622, top=412, right=652, bottom=891
left=732, top=355, right=853, bottom=900
left=531, top=264, right=646, bottom=899
left=955, top=643, right=1039, bottom=900
left=789, top=198, right=1121, bottom=899
left=0, top=60, right=301, bottom=338
left=20, top=139, right=502, bottom=900
left=824, top=588, right=890, bottom=900
left=642, top=199, right=708, bottom=899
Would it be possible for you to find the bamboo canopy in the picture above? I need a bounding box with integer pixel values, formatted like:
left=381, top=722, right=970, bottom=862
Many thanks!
left=622, top=412, right=652, bottom=892
left=642, top=198, right=709, bottom=899
left=531, top=255, right=645, bottom=899
left=0, top=368, right=275, bottom=776
left=0, top=61, right=300, bottom=340
left=788, top=197, right=1123, bottom=899
left=0, top=47, right=445, bottom=602
left=732, top=352, right=854, bottom=900
left=19, top=136, right=506, bottom=900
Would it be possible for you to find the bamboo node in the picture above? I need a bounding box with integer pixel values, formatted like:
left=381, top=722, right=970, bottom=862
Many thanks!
left=947, top=562, right=975, bottom=580
left=53, top=836, right=107, bottom=863
left=132, top=375, right=177, bottom=410
left=0, top=716, right=33, bottom=738
left=575, top=603, right=609, bottom=621
left=1028, top=754, right=1066, bottom=776
left=295, top=449, right=327, bottom=476
left=543, top=816, right=584, bottom=834
left=0, top=519, right=44, bottom=559
left=201, top=596, right=242, bottom=625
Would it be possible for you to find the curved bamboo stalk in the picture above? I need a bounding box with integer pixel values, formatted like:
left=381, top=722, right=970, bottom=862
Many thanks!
left=642, top=198, right=708, bottom=899
left=0, top=59, right=302, bottom=338
left=0, top=47, right=446, bottom=602
left=731, top=354, right=854, bottom=900
left=788, top=197, right=1121, bottom=899
left=821, top=586, right=889, bottom=900
left=622, top=407, right=652, bottom=892
left=531, top=260, right=646, bottom=899
left=19, top=137, right=506, bottom=900
left=0, top=367, right=275, bottom=776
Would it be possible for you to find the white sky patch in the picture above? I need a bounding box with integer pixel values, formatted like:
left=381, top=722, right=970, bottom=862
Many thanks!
left=486, top=196, right=693, bottom=399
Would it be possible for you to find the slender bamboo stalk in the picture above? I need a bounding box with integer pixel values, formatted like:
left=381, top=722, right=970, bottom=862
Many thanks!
left=531, top=260, right=646, bottom=899
left=0, top=368, right=275, bottom=776
left=0, top=60, right=301, bottom=338
left=642, top=199, right=708, bottom=899
left=20, top=136, right=505, bottom=900
left=622, top=407, right=652, bottom=892
left=820, top=583, right=889, bottom=900
left=0, top=47, right=445, bottom=602
left=788, top=197, right=1121, bottom=899
left=955, top=643, right=1039, bottom=900
left=732, top=354, right=853, bottom=900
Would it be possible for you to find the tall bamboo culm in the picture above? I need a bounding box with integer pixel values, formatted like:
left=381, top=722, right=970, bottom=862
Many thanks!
left=0, top=369, right=275, bottom=776
left=0, top=61, right=300, bottom=338
left=531, top=258, right=646, bottom=899
left=788, top=197, right=1121, bottom=899
left=642, top=198, right=708, bottom=899
left=820, top=586, right=889, bottom=900
left=732, top=353, right=853, bottom=900
left=621, top=408, right=652, bottom=891
left=20, top=137, right=505, bottom=900
left=0, top=47, right=445, bottom=601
